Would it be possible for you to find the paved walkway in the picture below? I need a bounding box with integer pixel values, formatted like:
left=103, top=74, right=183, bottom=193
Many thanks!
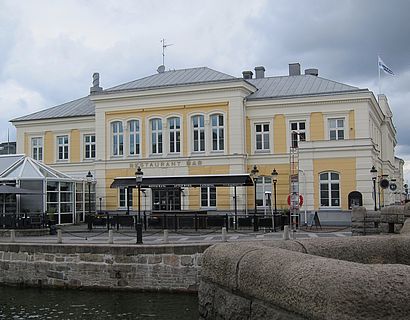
left=0, top=225, right=351, bottom=245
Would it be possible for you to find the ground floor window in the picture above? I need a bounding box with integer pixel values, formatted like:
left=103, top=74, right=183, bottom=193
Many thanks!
left=320, top=172, right=340, bottom=207
left=47, top=180, right=77, bottom=224
left=256, top=177, right=272, bottom=207
left=119, top=187, right=133, bottom=208
left=201, top=186, right=216, bottom=208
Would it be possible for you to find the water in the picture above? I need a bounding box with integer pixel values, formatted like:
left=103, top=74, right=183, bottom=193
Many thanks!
left=0, top=286, right=198, bottom=319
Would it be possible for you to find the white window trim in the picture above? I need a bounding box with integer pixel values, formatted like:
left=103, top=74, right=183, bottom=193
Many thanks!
left=145, top=114, right=163, bottom=158
left=110, top=120, right=125, bottom=158
left=119, top=187, right=133, bottom=209
left=31, top=136, right=44, bottom=161
left=167, top=116, right=182, bottom=155
left=209, top=112, right=226, bottom=153
left=189, top=113, right=207, bottom=154
left=127, top=118, right=141, bottom=158
left=285, top=114, right=310, bottom=149
left=55, top=133, right=70, bottom=162
left=319, top=171, right=341, bottom=208
left=256, top=176, right=273, bottom=208
left=324, top=113, right=349, bottom=141
left=200, top=186, right=217, bottom=209
left=251, top=118, right=273, bottom=154
left=82, top=133, right=96, bottom=161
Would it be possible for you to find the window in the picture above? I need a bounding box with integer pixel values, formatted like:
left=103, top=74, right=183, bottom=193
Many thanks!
left=320, top=172, right=340, bottom=207
left=31, top=137, right=43, bottom=161
left=290, top=121, right=306, bottom=148
left=329, top=118, right=345, bottom=140
left=256, top=177, right=272, bottom=207
left=168, top=117, right=181, bottom=153
left=255, top=123, right=270, bottom=151
left=211, top=114, right=224, bottom=151
left=201, top=186, right=216, bottom=208
left=111, top=121, right=123, bottom=156
left=119, top=187, right=133, bottom=208
left=150, top=118, right=163, bottom=154
left=84, top=134, right=95, bottom=159
left=192, top=115, right=205, bottom=152
left=57, top=135, right=69, bottom=160
left=128, top=120, right=140, bottom=156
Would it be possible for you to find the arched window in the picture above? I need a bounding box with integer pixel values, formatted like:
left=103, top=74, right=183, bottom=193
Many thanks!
left=320, top=172, right=340, bottom=207
left=150, top=118, right=163, bottom=154
left=111, top=121, right=123, bottom=156
left=168, top=117, right=181, bottom=153
left=128, top=120, right=140, bottom=156
left=211, top=114, right=224, bottom=151
left=192, top=115, right=205, bottom=152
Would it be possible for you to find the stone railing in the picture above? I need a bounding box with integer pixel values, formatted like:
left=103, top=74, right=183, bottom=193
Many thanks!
left=0, top=243, right=210, bottom=292
left=199, top=237, right=410, bottom=319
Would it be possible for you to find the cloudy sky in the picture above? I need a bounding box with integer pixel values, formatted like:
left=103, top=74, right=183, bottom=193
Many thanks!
left=1, top=0, right=409, bottom=181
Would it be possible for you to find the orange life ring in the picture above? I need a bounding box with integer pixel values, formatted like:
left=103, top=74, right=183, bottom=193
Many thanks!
left=287, top=194, right=304, bottom=207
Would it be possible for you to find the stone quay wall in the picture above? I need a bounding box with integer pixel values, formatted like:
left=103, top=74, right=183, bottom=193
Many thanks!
left=0, top=243, right=210, bottom=292
left=199, top=236, right=410, bottom=320
left=352, top=203, right=410, bottom=236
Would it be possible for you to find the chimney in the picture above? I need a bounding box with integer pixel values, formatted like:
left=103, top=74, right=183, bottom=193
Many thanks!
left=242, top=70, right=253, bottom=79
left=254, top=66, right=265, bottom=79
left=305, top=68, right=319, bottom=76
left=90, top=72, right=103, bottom=94
left=289, top=63, right=301, bottom=76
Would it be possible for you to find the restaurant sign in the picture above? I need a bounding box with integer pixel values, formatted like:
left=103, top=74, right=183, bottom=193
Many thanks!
left=130, top=160, right=203, bottom=169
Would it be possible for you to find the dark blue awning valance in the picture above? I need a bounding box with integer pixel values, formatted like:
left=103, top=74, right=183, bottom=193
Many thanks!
left=110, top=174, right=254, bottom=188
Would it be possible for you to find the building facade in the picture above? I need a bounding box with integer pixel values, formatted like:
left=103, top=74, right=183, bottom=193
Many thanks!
left=11, top=63, right=404, bottom=219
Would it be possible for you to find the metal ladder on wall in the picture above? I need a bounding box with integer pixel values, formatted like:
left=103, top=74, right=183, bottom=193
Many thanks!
left=289, top=144, right=300, bottom=236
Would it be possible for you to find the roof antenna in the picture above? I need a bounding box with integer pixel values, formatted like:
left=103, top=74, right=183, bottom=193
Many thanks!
left=157, top=38, right=173, bottom=73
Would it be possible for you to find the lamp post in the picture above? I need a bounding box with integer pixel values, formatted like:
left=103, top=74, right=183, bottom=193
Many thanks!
left=271, top=168, right=278, bottom=213
left=135, top=166, right=143, bottom=244
left=370, top=166, right=378, bottom=211
left=271, top=168, right=278, bottom=232
left=251, top=165, right=259, bottom=232
left=86, top=171, right=93, bottom=231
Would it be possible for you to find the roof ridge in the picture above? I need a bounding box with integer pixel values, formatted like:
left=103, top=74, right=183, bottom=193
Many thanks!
left=250, top=74, right=358, bottom=88
left=106, top=66, right=235, bottom=91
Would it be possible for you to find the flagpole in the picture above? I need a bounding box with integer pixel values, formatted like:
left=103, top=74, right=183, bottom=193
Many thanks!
left=378, top=55, right=381, bottom=95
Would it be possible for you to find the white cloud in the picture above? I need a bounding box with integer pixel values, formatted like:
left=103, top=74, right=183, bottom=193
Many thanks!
left=0, top=79, right=46, bottom=141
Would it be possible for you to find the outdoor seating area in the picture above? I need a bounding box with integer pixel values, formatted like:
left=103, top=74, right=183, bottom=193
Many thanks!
left=0, top=212, right=47, bottom=229
left=89, top=210, right=288, bottom=232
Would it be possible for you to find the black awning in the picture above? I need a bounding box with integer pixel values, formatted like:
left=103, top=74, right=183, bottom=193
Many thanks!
left=110, top=174, right=254, bottom=188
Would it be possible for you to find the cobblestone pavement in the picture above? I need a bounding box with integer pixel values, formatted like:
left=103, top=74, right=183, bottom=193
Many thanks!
left=0, top=225, right=351, bottom=245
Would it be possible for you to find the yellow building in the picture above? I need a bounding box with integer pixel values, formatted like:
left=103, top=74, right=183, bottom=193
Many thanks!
left=11, top=63, right=403, bottom=223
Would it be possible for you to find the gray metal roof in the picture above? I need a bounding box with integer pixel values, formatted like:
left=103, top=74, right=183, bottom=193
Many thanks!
left=11, top=96, right=94, bottom=122
left=247, top=75, right=361, bottom=100
left=105, top=67, right=237, bottom=92
left=11, top=67, right=364, bottom=122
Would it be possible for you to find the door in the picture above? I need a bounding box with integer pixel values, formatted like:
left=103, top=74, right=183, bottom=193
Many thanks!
left=152, top=188, right=181, bottom=211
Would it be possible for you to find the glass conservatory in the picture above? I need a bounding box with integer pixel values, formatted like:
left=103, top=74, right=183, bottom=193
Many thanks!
left=0, top=155, right=95, bottom=225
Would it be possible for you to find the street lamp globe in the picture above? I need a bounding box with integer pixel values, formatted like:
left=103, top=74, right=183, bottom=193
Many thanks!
left=370, top=166, right=377, bottom=181
left=135, top=166, right=143, bottom=185
left=251, top=165, right=259, bottom=180
left=271, top=168, right=278, bottom=183
left=86, top=171, right=93, bottom=183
